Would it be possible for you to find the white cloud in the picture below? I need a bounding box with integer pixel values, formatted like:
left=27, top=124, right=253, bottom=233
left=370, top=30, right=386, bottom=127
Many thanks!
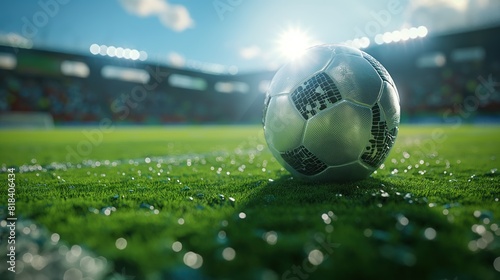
left=405, top=0, right=500, bottom=33
left=118, top=0, right=194, bottom=32
left=239, top=45, right=262, bottom=60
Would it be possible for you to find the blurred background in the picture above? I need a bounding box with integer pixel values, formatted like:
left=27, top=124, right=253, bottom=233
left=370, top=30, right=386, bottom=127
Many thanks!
left=0, top=0, right=499, bottom=128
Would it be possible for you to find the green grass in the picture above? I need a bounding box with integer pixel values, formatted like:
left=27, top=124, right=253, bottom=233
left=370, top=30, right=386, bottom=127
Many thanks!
left=1, top=125, right=499, bottom=280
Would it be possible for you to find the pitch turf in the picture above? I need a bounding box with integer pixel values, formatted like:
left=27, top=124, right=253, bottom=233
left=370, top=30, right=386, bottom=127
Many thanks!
left=1, top=125, right=499, bottom=280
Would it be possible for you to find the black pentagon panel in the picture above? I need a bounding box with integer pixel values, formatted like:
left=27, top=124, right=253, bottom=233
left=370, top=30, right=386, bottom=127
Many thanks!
left=362, top=52, right=394, bottom=87
left=291, top=72, right=342, bottom=120
left=361, top=105, right=397, bottom=168
left=281, top=145, right=328, bottom=176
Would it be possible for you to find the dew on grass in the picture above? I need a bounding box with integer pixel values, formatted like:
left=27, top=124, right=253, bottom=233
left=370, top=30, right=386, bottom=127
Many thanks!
left=218, top=230, right=227, bottom=241
left=468, top=240, right=478, bottom=251
left=51, top=233, right=60, bottom=244
left=263, top=231, right=278, bottom=245
left=238, top=212, right=246, bottom=219
left=222, top=247, right=236, bottom=261
left=472, top=224, right=486, bottom=235
left=396, top=214, right=409, bottom=226
left=115, top=238, right=127, bottom=250
left=218, top=194, right=225, bottom=200
left=22, top=226, right=31, bottom=235
left=172, top=241, right=182, bottom=252
left=101, top=206, right=116, bottom=216
left=424, top=227, right=437, bottom=240
left=473, top=210, right=481, bottom=218
left=494, top=257, right=500, bottom=272
left=23, top=252, right=33, bottom=263
left=308, top=249, right=324, bottom=266
left=325, top=225, right=334, bottom=233
left=183, top=251, right=203, bottom=269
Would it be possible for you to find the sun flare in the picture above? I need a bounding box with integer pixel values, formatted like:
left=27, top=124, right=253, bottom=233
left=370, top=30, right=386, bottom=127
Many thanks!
left=276, top=28, right=313, bottom=60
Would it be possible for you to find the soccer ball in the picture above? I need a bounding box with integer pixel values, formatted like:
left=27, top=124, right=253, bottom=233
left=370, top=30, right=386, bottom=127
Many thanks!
left=263, top=44, right=400, bottom=182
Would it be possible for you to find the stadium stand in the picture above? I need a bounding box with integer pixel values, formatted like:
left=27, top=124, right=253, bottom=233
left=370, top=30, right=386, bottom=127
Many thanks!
left=0, top=25, right=498, bottom=125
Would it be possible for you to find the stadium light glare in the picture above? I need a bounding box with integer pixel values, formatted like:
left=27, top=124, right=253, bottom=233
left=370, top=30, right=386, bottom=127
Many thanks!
left=360, top=37, right=370, bottom=48
left=383, top=32, right=393, bottom=44
left=417, top=26, right=428, bottom=38
left=139, top=51, right=148, bottom=61
left=107, top=46, right=116, bottom=57
left=409, top=27, right=419, bottom=39
left=99, top=45, right=108, bottom=56
left=123, top=48, right=131, bottom=59
left=89, top=44, right=100, bottom=55
left=130, top=49, right=140, bottom=60
left=391, top=30, right=401, bottom=42
left=89, top=44, right=148, bottom=61
left=400, top=28, right=410, bottom=41
left=374, top=34, right=384, bottom=45
left=115, top=47, right=124, bottom=58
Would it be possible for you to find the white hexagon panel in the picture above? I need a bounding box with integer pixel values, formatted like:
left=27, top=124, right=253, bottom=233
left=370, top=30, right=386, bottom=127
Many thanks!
left=303, top=101, right=372, bottom=166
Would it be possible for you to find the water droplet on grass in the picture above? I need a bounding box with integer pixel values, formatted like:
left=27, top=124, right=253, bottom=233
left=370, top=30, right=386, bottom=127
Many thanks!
left=183, top=252, right=203, bottom=269
left=222, top=247, right=236, bottom=261
left=172, top=241, right=182, bottom=252
left=263, top=231, right=278, bottom=245
left=424, top=228, right=436, bottom=240
left=308, top=249, right=324, bottom=266
left=115, top=238, right=127, bottom=250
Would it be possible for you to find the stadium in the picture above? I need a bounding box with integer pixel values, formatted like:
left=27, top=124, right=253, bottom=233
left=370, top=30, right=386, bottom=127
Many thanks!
left=1, top=1, right=499, bottom=279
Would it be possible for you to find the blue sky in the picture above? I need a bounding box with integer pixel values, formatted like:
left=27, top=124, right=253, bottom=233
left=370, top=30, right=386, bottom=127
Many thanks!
left=1, top=0, right=499, bottom=73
